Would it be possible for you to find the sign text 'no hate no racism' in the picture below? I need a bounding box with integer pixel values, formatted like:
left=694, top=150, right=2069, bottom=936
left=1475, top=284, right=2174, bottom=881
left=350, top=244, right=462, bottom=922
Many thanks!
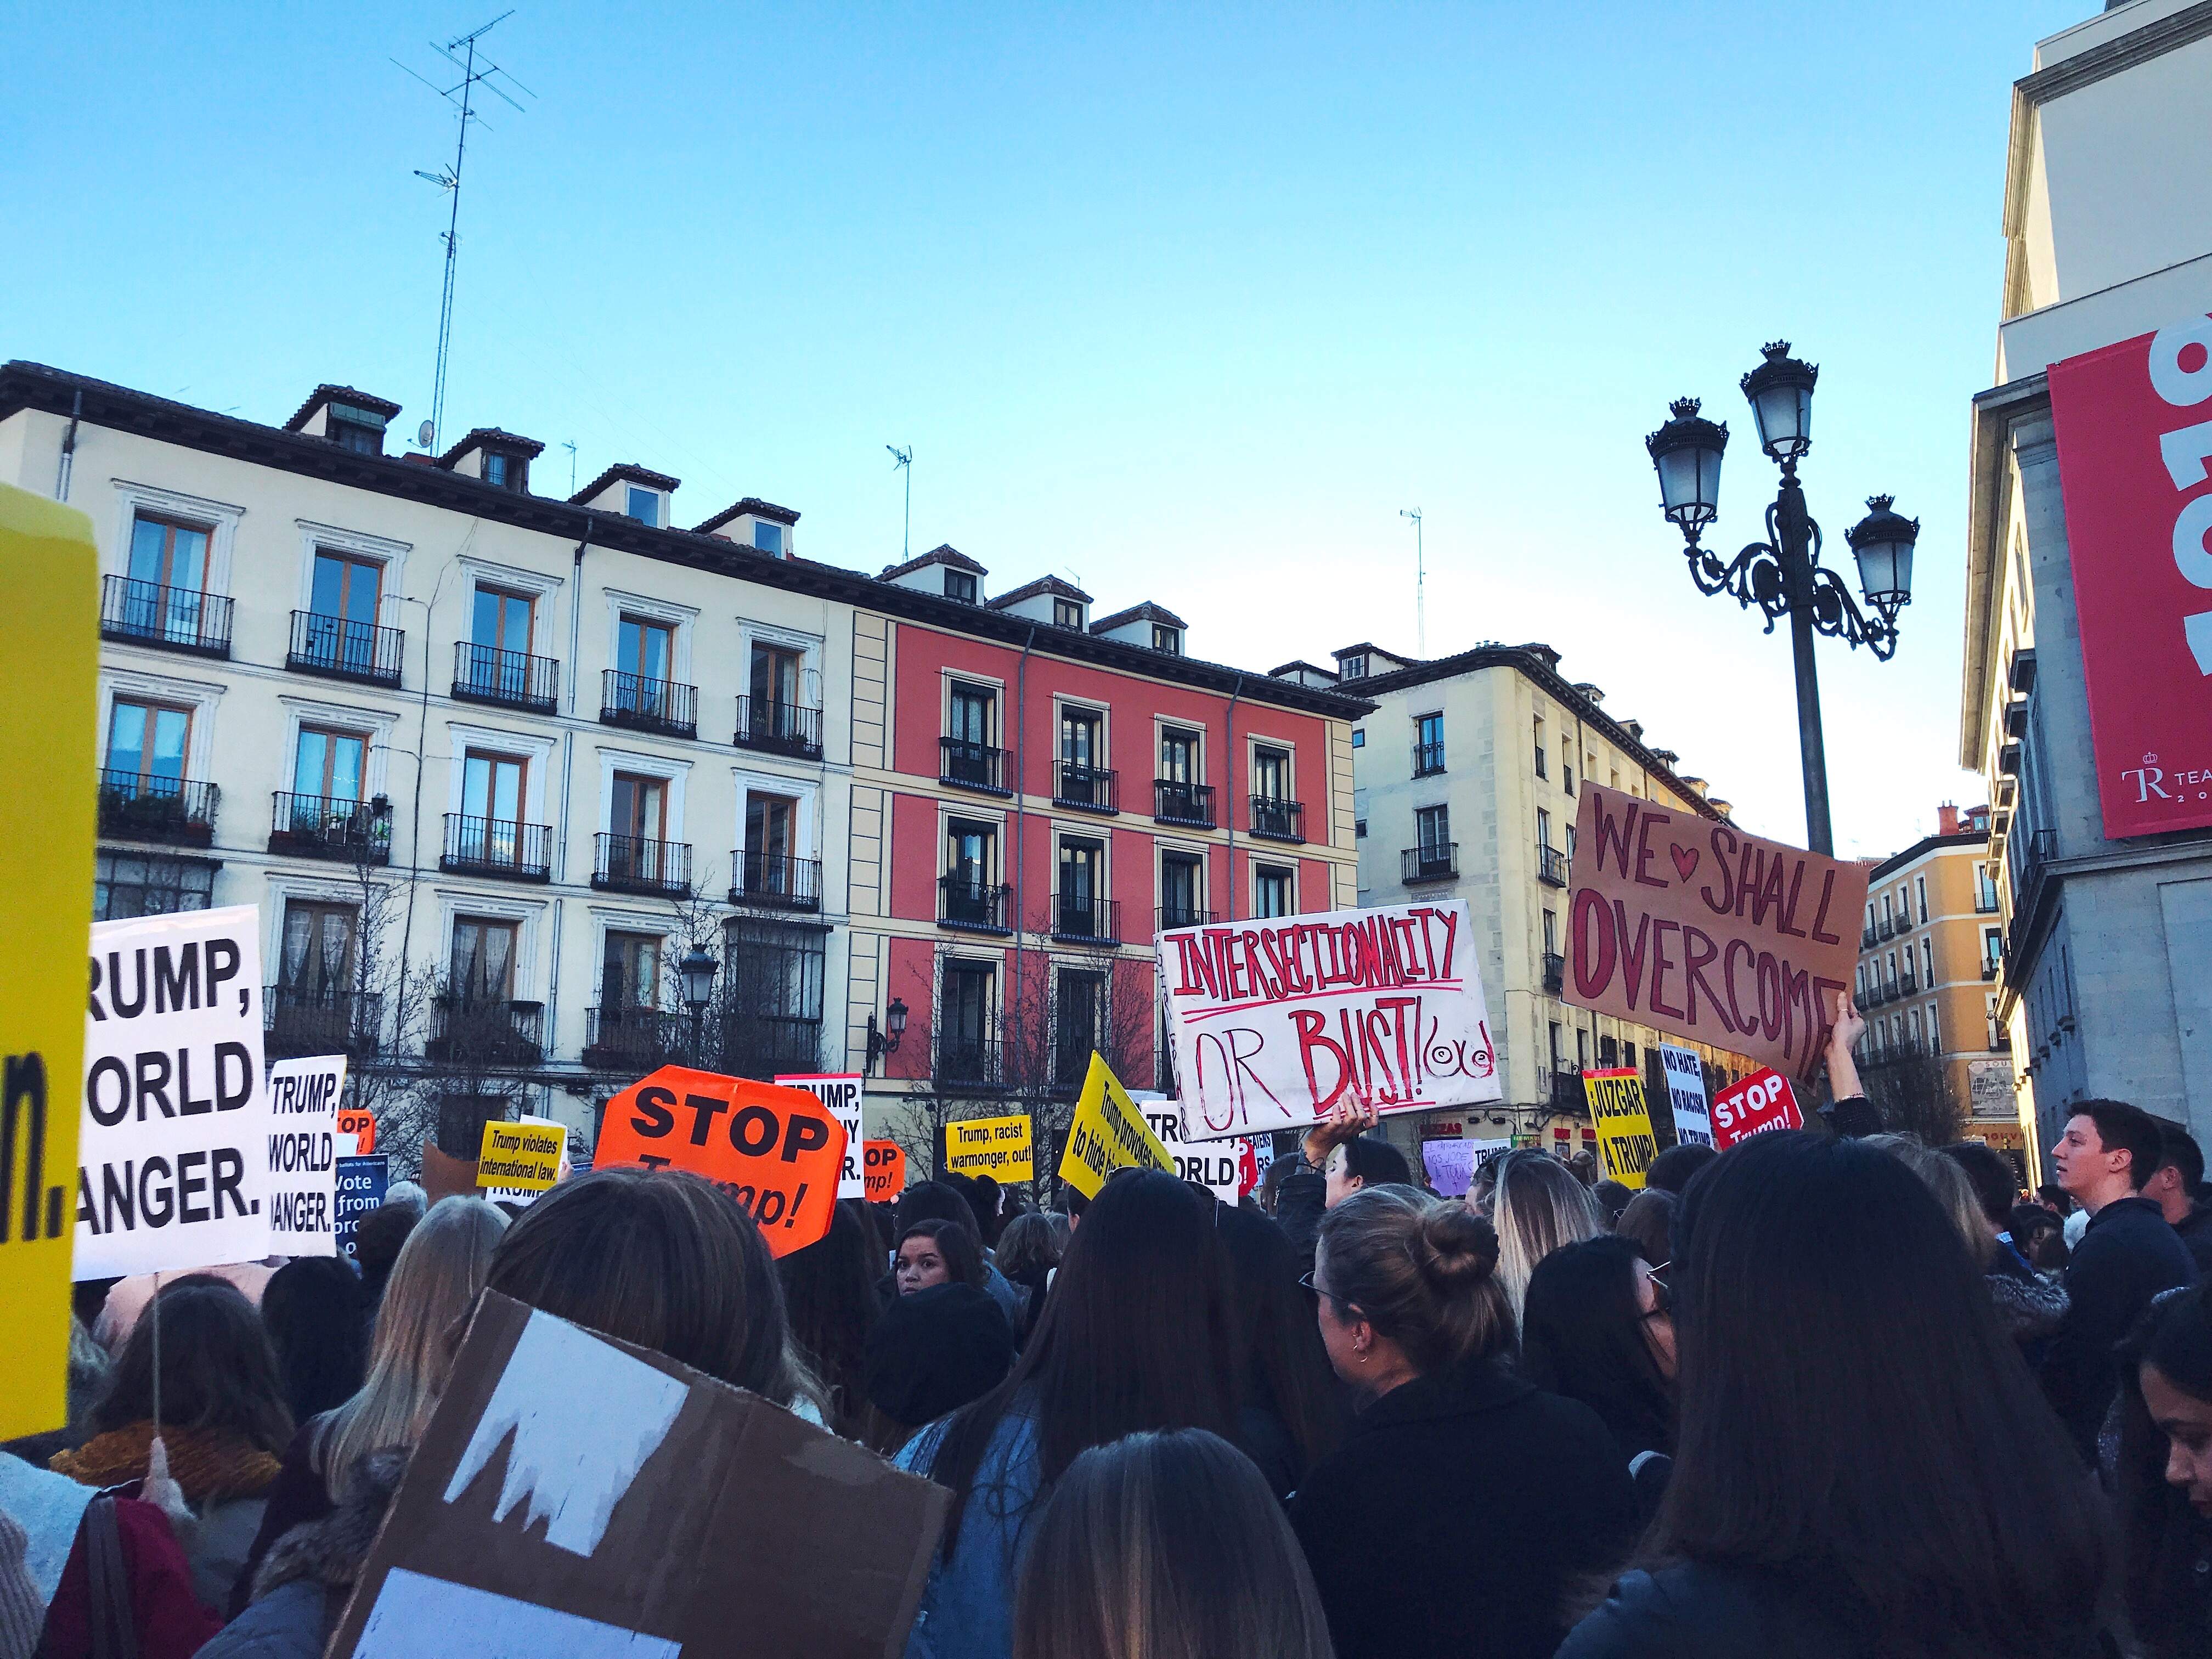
left=1567, top=784, right=1867, bottom=1082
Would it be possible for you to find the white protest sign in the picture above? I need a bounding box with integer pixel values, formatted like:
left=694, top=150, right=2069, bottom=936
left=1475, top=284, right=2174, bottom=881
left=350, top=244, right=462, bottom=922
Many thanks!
left=77, top=906, right=270, bottom=1279
left=265, top=1054, right=346, bottom=1256
left=1164, top=899, right=1500, bottom=1142
left=1138, top=1094, right=1248, bottom=1201
left=777, top=1073, right=866, bottom=1200
left=1657, top=1043, right=1714, bottom=1148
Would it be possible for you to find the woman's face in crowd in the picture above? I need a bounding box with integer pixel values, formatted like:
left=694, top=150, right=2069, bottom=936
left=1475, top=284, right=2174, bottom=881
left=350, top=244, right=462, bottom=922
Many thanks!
left=1324, top=1146, right=1361, bottom=1210
left=2142, top=1363, right=2212, bottom=1516
left=896, top=1237, right=951, bottom=1295
left=1635, top=1261, right=1678, bottom=1381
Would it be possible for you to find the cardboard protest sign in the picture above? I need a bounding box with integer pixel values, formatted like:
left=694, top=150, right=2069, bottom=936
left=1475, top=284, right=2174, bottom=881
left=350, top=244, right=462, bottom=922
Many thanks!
left=1239, top=1135, right=1274, bottom=1200
left=1710, top=1066, right=1803, bottom=1149
left=335, top=1155, right=389, bottom=1257
left=1583, top=1069, right=1657, bottom=1189
left=1139, top=1099, right=1249, bottom=1202
left=1058, top=1053, right=1173, bottom=1200
left=594, top=1067, right=844, bottom=1256
left=776, top=1074, right=865, bottom=1199
left=337, top=1107, right=377, bottom=1156
left=477, top=1115, right=564, bottom=1193
left=325, top=1289, right=948, bottom=1659
left=1162, top=899, right=1500, bottom=1142
left=862, top=1141, right=907, bottom=1202
left=1566, top=783, right=1866, bottom=1082
left=944, top=1113, right=1034, bottom=1181
left=77, top=905, right=270, bottom=1279
left=1423, top=1139, right=1476, bottom=1198
left=265, top=1055, right=346, bottom=1255
left=0, top=484, right=98, bottom=1440
left=1656, top=1043, right=1714, bottom=1148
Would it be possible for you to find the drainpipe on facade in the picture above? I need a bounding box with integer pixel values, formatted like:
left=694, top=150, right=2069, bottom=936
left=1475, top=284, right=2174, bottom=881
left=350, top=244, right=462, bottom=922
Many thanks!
left=1224, top=674, right=1244, bottom=921
left=54, top=390, right=82, bottom=502
left=1011, top=624, right=1039, bottom=1080
left=548, top=528, right=591, bottom=1092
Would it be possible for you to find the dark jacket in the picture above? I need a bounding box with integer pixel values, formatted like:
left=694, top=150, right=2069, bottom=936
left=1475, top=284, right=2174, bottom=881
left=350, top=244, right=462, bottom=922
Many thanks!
left=2174, top=1205, right=2212, bottom=1277
left=1273, top=1166, right=1327, bottom=1278
left=229, top=1417, right=336, bottom=1618
left=1286, top=1358, right=1633, bottom=1659
left=196, top=1449, right=407, bottom=1659
left=1987, top=1237, right=2068, bottom=1367
left=2044, top=1195, right=2196, bottom=1462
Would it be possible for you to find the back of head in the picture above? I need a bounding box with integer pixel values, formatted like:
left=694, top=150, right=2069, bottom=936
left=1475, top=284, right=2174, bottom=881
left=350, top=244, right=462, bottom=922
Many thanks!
left=2079, top=1098, right=2165, bottom=1190
left=1012, top=1429, right=1333, bottom=1659
left=97, top=1278, right=292, bottom=1453
left=899, top=1218, right=986, bottom=1289
left=994, top=1211, right=1063, bottom=1283
left=1520, top=1235, right=1673, bottom=1457
left=383, top=1180, right=428, bottom=1216
left=1658, top=1132, right=2102, bottom=1648
left=1492, top=1149, right=1606, bottom=1319
left=353, top=1199, right=422, bottom=1287
left=896, top=1181, right=984, bottom=1252
left=938, top=1172, right=990, bottom=1240
left=1613, top=1187, right=1677, bottom=1266
left=1216, top=1202, right=1341, bottom=1478
left=778, top=1198, right=880, bottom=1430
left=1592, top=1179, right=1633, bottom=1224
left=862, top=1282, right=1015, bottom=1434
left=1343, top=1134, right=1410, bottom=1189
left=1867, top=1136, right=1994, bottom=1269
left=486, top=1168, right=786, bottom=1393
left=2157, top=1124, right=2208, bottom=1199
left=1644, top=1142, right=1717, bottom=1195
left=1318, top=1186, right=1511, bottom=1374
left=261, top=1256, right=369, bottom=1423
left=1940, top=1141, right=2023, bottom=1231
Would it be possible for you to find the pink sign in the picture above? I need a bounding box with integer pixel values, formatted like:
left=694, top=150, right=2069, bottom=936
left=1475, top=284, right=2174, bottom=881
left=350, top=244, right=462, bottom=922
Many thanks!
left=1709, top=1067, right=1803, bottom=1150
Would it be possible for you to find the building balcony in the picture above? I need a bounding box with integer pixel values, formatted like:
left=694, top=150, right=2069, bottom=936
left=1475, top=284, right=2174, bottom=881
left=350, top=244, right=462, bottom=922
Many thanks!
left=1542, top=952, right=1566, bottom=995
left=940, top=737, right=1008, bottom=794
left=1545, top=1069, right=1586, bottom=1111
left=1982, top=960, right=2002, bottom=981
left=1877, top=918, right=1895, bottom=940
left=440, top=814, right=552, bottom=882
left=731, top=850, right=822, bottom=911
left=1974, top=894, right=2001, bottom=915
left=1899, top=970, right=1918, bottom=994
left=934, top=1037, right=1005, bottom=1090
left=1051, top=891, right=1120, bottom=944
left=1402, top=844, right=1458, bottom=883
left=715, top=1015, right=823, bottom=1077
left=939, top=876, right=1012, bottom=933
left=592, top=832, right=691, bottom=897
left=98, top=771, right=218, bottom=848
left=1862, top=926, right=1877, bottom=949
left=1053, top=762, right=1119, bottom=814
left=1249, top=796, right=1304, bottom=843
left=734, top=697, right=823, bottom=760
left=1895, top=911, right=1914, bottom=934
left=100, top=575, right=232, bottom=658
left=1536, top=844, right=1568, bottom=888
left=452, top=641, right=559, bottom=713
left=268, top=792, right=391, bottom=864
left=600, top=670, right=697, bottom=740
left=1157, top=904, right=1217, bottom=933
left=1412, top=742, right=1446, bottom=778
left=287, top=611, right=403, bottom=686
left=1989, top=1027, right=2012, bottom=1051
left=582, top=1006, right=686, bottom=1071
left=424, top=995, right=544, bottom=1068
left=264, top=986, right=382, bottom=1060
left=1153, top=780, right=1215, bottom=828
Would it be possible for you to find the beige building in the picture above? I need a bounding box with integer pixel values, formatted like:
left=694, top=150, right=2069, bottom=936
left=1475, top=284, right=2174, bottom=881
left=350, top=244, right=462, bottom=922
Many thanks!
left=1272, top=641, right=1758, bottom=1163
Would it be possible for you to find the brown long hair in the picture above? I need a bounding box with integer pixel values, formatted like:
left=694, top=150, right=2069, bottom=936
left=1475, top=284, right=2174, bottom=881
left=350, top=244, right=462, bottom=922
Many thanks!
left=1317, top=1187, right=1511, bottom=1375
left=95, top=1278, right=292, bottom=1453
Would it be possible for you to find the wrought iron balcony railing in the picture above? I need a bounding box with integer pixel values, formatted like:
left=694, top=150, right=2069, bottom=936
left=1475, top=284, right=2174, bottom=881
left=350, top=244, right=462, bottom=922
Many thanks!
left=735, top=697, right=823, bottom=760
left=288, top=611, right=403, bottom=686
left=1412, top=742, right=1446, bottom=777
left=1053, top=761, right=1119, bottom=814
left=269, top=792, right=390, bottom=864
left=601, top=670, right=697, bottom=739
left=939, top=876, right=1012, bottom=932
left=424, top=995, right=545, bottom=1067
left=101, top=575, right=232, bottom=658
left=583, top=1006, right=685, bottom=1071
left=264, top=985, right=382, bottom=1059
left=440, top=814, right=552, bottom=881
left=940, top=737, right=1008, bottom=793
left=592, top=832, right=691, bottom=896
left=1051, top=891, right=1121, bottom=943
left=1542, top=952, right=1566, bottom=994
left=1249, top=795, right=1304, bottom=843
left=1537, top=844, right=1568, bottom=887
left=98, top=771, right=218, bottom=848
left=731, top=850, right=822, bottom=911
left=1402, top=843, right=1458, bottom=883
left=1153, top=780, right=1215, bottom=827
left=935, top=1037, right=1004, bottom=1088
left=452, top=641, right=560, bottom=713
left=1156, top=903, right=1216, bottom=933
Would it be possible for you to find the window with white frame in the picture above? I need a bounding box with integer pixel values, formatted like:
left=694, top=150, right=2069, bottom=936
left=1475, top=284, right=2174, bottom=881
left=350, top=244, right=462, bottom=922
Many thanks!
left=1254, top=863, right=1293, bottom=919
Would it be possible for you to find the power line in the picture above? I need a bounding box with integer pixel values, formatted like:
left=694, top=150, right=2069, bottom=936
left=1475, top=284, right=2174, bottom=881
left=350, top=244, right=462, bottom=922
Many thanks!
left=1401, top=507, right=1425, bottom=656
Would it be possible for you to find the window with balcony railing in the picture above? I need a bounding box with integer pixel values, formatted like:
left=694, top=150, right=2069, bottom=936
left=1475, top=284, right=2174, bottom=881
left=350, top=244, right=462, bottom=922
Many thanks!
left=287, top=610, right=403, bottom=685
left=940, top=737, right=1007, bottom=793
left=269, top=793, right=391, bottom=864
left=734, top=697, right=823, bottom=759
left=441, top=814, right=552, bottom=881
left=1249, top=796, right=1304, bottom=843
left=731, top=849, right=822, bottom=911
left=1402, top=843, right=1458, bottom=883
left=425, top=994, right=545, bottom=1066
left=592, top=832, right=691, bottom=896
left=453, top=641, right=559, bottom=712
left=264, top=985, right=382, bottom=1059
left=583, top=1006, right=684, bottom=1071
left=101, top=574, right=232, bottom=657
left=1542, top=952, right=1566, bottom=994
left=601, top=670, right=697, bottom=739
left=98, top=771, right=218, bottom=848
left=939, top=875, right=1011, bottom=932
left=1154, top=780, right=1215, bottom=826
left=1053, top=761, right=1119, bottom=814
left=1537, top=843, right=1568, bottom=887
left=1051, top=891, right=1120, bottom=942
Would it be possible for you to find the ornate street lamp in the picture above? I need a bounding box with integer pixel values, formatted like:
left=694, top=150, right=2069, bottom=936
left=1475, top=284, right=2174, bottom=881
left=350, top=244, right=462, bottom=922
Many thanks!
left=679, top=943, right=718, bottom=1063
left=1645, top=342, right=1918, bottom=854
left=866, top=996, right=909, bottom=1075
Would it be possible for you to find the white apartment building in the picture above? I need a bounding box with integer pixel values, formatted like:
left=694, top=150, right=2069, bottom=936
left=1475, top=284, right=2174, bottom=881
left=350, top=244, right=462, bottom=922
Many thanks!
left=1272, top=641, right=1757, bottom=1161
left=1, top=365, right=853, bottom=1169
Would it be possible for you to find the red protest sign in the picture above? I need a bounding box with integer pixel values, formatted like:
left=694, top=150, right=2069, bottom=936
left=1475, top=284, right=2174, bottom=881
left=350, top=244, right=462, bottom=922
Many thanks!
left=1709, top=1067, right=1803, bottom=1149
left=862, top=1141, right=907, bottom=1203
left=594, top=1067, right=844, bottom=1256
left=1566, top=782, right=1866, bottom=1081
left=337, top=1108, right=376, bottom=1155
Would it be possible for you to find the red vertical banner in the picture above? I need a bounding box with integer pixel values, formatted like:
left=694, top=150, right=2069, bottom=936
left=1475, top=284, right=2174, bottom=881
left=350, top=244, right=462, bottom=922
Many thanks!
left=2047, top=314, right=2212, bottom=838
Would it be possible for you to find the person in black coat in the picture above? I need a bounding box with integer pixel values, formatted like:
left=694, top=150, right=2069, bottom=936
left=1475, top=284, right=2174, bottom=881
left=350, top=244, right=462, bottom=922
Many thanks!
left=1287, top=1187, right=1633, bottom=1659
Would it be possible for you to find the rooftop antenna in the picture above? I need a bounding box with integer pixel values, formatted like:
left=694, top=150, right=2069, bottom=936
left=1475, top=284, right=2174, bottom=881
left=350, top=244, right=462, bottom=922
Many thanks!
left=561, top=439, right=578, bottom=494
left=396, top=12, right=533, bottom=454
left=887, top=445, right=912, bottom=560
left=1400, top=507, right=1425, bottom=656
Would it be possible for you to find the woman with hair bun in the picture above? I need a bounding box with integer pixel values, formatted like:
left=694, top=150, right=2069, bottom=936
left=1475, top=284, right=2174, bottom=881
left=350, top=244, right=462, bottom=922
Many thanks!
left=1289, top=1188, right=1634, bottom=1659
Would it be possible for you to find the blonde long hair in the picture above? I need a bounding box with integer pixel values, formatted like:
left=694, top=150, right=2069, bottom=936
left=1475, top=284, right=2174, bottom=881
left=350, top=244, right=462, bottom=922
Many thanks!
left=315, top=1196, right=507, bottom=1496
left=1489, top=1150, right=1606, bottom=1324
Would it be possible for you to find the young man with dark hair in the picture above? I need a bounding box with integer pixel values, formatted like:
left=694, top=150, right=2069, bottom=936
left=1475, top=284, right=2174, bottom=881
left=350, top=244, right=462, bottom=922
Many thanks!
left=2042, top=1099, right=2197, bottom=1460
left=2144, top=1124, right=2212, bottom=1274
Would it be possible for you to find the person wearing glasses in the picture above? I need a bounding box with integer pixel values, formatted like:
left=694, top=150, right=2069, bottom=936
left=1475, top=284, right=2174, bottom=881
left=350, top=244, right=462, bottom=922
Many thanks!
left=1286, top=1188, right=1634, bottom=1659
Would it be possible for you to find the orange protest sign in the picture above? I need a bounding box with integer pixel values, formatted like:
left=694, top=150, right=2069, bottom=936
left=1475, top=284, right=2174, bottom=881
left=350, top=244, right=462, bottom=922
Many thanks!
left=337, top=1108, right=377, bottom=1155
left=862, top=1140, right=907, bottom=1203
left=594, top=1066, right=844, bottom=1256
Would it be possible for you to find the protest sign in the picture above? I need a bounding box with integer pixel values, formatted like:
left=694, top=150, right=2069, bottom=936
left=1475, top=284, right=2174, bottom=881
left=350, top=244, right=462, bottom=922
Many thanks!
left=1058, top=1053, right=1173, bottom=1200
left=325, top=1288, right=948, bottom=1659
left=1583, top=1069, right=1657, bottom=1189
left=1567, top=783, right=1866, bottom=1082
left=265, top=1054, right=346, bottom=1255
left=594, top=1067, right=844, bottom=1256
left=1656, top=1043, right=1714, bottom=1148
left=1163, top=899, right=1500, bottom=1143
left=1423, top=1139, right=1475, bottom=1198
left=862, top=1141, right=907, bottom=1202
left=335, top=1155, right=390, bottom=1257
left=944, top=1113, right=1034, bottom=1181
left=1139, top=1099, right=1248, bottom=1202
left=777, top=1074, right=866, bottom=1199
left=1710, top=1067, right=1803, bottom=1149
left=478, top=1115, right=565, bottom=1196
left=77, top=905, right=270, bottom=1279
left=0, top=484, right=98, bottom=1440
left=1238, top=1134, right=1274, bottom=1200
left=337, top=1107, right=377, bottom=1156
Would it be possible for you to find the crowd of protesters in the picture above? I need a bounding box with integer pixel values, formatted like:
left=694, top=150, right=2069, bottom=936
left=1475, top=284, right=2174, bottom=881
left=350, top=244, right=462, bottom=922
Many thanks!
left=11, top=994, right=2212, bottom=1657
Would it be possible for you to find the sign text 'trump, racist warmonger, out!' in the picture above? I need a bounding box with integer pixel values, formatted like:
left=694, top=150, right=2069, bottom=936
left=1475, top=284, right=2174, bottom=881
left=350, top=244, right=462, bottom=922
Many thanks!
left=1163, top=900, right=1500, bottom=1141
left=1566, top=784, right=1867, bottom=1082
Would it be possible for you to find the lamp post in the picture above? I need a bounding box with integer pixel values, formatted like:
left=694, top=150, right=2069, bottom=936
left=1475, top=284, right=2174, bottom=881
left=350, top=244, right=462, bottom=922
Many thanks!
left=1645, top=341, right=1919, bottom=855
left=679, top=943, right=718, bottom=1065
left=866, top=996, right=909, bottom=1076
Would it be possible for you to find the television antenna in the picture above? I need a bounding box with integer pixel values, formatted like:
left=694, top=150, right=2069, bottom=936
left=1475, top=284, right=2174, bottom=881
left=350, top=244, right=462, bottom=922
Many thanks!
left=1400, top=508, right=1425, bottom=656
left=887, top=445, right=913, bottom=561
left=396, top=12, right=533, bottom=454
left=561, top=439, right=578, bottom=494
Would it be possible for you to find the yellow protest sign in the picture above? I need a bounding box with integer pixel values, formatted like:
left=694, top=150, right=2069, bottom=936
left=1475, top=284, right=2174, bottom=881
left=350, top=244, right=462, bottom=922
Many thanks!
left=476, top=1116, right=566, bottom=1192
left=0, top=486, right=98, bottom=1440
left=1583, top=1068, right=1657, bottom=1190
left=945, top=1113, right=1033, bottom=1180
left=1057, top=1054, right=1173, bottom=1200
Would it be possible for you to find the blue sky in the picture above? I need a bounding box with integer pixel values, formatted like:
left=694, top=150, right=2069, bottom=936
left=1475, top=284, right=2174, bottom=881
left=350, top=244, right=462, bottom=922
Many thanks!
left=5, top=1, right=2087, bottom=855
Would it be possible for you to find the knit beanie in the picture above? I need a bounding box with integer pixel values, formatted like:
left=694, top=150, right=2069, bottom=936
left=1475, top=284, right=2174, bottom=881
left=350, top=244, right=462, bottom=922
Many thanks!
left=861, top=1283, right=1015, bottom=1430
